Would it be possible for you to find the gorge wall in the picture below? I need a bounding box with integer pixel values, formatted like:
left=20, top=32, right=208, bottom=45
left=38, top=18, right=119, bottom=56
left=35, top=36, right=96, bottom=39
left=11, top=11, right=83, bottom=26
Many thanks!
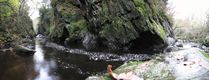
left=38, top=0, right=173, bottom=52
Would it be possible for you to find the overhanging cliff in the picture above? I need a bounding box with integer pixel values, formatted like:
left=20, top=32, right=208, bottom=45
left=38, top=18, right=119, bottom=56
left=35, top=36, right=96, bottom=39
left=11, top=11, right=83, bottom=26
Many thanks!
left=38, top=0, right=173, bottom=52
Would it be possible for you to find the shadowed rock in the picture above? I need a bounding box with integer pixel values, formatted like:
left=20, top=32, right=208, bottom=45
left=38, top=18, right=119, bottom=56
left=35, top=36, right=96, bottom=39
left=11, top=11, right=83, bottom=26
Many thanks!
left=14, top=45, right=35, bottom=56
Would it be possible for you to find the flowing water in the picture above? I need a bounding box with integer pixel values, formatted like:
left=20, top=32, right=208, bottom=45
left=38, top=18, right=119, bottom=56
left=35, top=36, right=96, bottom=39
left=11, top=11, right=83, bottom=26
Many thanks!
left=33, top=40, right=58, bottom=80
left=0, top=36, right=150, bottom=80
left=0, top=40, right=126, bottom=80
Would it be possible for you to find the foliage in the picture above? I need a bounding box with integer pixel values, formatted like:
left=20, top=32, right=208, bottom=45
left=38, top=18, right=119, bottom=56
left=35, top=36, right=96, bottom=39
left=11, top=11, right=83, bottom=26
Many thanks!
left=39, top=7, right=55, bottom=35
left=66, top=18, right=87, bottom=39
left=0, top=0, right=34, bottom=48
left=173, top=10, right=209, bottom=44
left=113, top=61, right=143, bottom=73
left=0, top=0, right=19, bottom=19
left=174, top=19, right=208, bottom=43
left=38, top=0, right=86, bottom=41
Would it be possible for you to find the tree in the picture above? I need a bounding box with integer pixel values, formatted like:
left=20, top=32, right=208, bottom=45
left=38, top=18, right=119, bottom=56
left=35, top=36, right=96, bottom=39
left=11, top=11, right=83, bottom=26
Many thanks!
left=0, top=0, right=34, bottom=48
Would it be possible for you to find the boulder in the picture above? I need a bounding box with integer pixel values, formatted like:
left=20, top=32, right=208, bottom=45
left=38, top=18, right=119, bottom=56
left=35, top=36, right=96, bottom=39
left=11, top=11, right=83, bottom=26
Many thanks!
left=82, top=33, right=98, bottom=50
left=88, top=47, right=209, bottom=80
left=14, top=45, right=35, bottom=56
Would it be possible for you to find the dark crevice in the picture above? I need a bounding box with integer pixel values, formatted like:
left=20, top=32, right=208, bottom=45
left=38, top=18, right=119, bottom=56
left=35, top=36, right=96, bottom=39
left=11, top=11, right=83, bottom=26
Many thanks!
left=129, top=31, right=165, bottom=53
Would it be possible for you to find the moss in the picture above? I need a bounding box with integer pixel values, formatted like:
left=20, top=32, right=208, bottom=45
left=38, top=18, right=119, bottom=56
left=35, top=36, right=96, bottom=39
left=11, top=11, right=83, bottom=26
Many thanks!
left=148, top=19, right=166, bottom=40
left=98, top=61, right=143, bottom=80
left=66, top=18, right=88, bottom=38
left=156, top=24, right=166, bottom=39
left=100, top=1, right=109, bottom=15
left=206, top=38, right=209, bottom=42
left=113, top=61, right=143, bottom=74
left=48, top=24, right=64, bottom=38
left=58, top=3, right=78, bottom=18
left=199, top=50, right=209, bottom=59
left=48, top=25, right=55, bottom=36
left=143, top=62, right=175, bottom=80
left=100, top=76, right=112, bottom=80
left=0, top=0, right=19, bottom=18
left=47, top=0, right=171, bottom=50
left=133, top=0, right=146, bottom=17
left=99, top=16, right=138, bottom=44
left=133, top=0, right=167, bottom=41
left=99, top=60, right=175, bottom=80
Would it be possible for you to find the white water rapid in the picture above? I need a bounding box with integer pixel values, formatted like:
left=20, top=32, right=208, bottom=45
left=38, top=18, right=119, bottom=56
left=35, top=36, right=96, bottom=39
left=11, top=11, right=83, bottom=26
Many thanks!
left=26, top=0, right=57, bottom=80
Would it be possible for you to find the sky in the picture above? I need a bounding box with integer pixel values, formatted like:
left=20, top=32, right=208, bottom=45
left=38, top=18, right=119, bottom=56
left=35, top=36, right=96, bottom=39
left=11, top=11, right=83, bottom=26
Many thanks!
left=168, top=0, right=209, bottom=22
left=26, top=0, right=209, bottom=23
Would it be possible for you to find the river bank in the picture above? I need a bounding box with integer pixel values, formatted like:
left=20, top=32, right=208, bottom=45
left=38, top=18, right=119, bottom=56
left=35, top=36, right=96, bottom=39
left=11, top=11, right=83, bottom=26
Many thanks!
left=87, top=41, right=209, bottom=80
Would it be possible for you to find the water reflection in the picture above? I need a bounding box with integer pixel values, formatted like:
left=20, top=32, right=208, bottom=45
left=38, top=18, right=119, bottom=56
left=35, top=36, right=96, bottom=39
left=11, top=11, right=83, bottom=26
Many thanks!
left=34, top=39, right=58, bottom=80
left=0, top=38, right=137, bottom=80
left=0, top=51, right=34, bottom=80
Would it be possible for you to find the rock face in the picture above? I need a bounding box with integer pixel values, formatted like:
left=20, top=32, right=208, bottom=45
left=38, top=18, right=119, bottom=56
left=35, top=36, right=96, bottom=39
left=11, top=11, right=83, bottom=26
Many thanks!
left=39, top=0, right=173, bottom=51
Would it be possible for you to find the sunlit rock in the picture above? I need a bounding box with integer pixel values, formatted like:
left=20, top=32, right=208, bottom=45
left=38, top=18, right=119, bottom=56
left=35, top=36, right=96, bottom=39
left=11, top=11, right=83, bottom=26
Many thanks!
left=90, top=44, right=209, bottom=80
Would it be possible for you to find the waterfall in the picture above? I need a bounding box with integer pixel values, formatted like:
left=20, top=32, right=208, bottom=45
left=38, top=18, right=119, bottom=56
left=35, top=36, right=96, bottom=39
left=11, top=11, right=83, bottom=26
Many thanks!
left=26, top=0, right=51, bottom=34
left=26, top=0, right=56, bottom=80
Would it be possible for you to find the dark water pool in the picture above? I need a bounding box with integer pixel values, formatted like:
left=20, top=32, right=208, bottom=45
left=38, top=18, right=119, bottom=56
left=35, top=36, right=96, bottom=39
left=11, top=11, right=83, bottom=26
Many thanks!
left=0, top=40, right=151, bottom=80
left=0, top=47, right=124, bottom=80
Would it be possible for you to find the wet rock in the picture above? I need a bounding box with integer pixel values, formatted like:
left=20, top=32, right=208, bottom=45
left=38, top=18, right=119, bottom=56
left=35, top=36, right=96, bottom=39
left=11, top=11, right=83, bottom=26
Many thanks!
left=204, top=34, right=209, bottom=47
left=166, top=48, right=209, bottom=80
left=174, top=40, right=183, bottom=47
left=36, top=34, right=47, bottom=44
left=82, top=33, right=98, bottom=50
left=165, top=37, right=176, bottom=46
left=44, top=0, right=173, bottom=52
left=202, top=45, right=209, bottom=53
left=86, top=76, right=100, bottom=80
left=189, top=42, right=201, bottom=48
left=64, top=38, right=70, bottom=46
left=14, top=45, right=35, bottom=56
left=164, top=46, right=179, bottom=52
left=89, top=46, right=209, bottom=80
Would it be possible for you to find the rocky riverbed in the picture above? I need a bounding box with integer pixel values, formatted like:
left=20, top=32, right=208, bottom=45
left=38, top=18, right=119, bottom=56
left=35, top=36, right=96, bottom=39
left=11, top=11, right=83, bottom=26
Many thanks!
left=87, top=42, right=209, bottom=80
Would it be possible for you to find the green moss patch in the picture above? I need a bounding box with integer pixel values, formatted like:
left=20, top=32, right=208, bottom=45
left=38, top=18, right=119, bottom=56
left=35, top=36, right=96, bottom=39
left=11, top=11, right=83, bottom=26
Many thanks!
left=148, top=19, right=166, bottom=40
left=66, top=18, right=88, bottom=39
left=199, top=50, right=209, bottom=59
left=113, top=61, right=143, bottom=74
left=99, top=16, right=138, bottom=44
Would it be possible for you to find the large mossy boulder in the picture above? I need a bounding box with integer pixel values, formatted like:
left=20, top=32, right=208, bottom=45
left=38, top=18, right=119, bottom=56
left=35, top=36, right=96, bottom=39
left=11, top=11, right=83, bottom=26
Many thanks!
left=40, top=0, right=173, bottom=52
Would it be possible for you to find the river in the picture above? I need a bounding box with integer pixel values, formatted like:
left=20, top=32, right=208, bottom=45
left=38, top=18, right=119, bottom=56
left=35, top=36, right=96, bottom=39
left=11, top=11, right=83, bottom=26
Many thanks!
left=0, top=40, right=127, bottom=80
left=0, top=35, right=153, bottom=80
